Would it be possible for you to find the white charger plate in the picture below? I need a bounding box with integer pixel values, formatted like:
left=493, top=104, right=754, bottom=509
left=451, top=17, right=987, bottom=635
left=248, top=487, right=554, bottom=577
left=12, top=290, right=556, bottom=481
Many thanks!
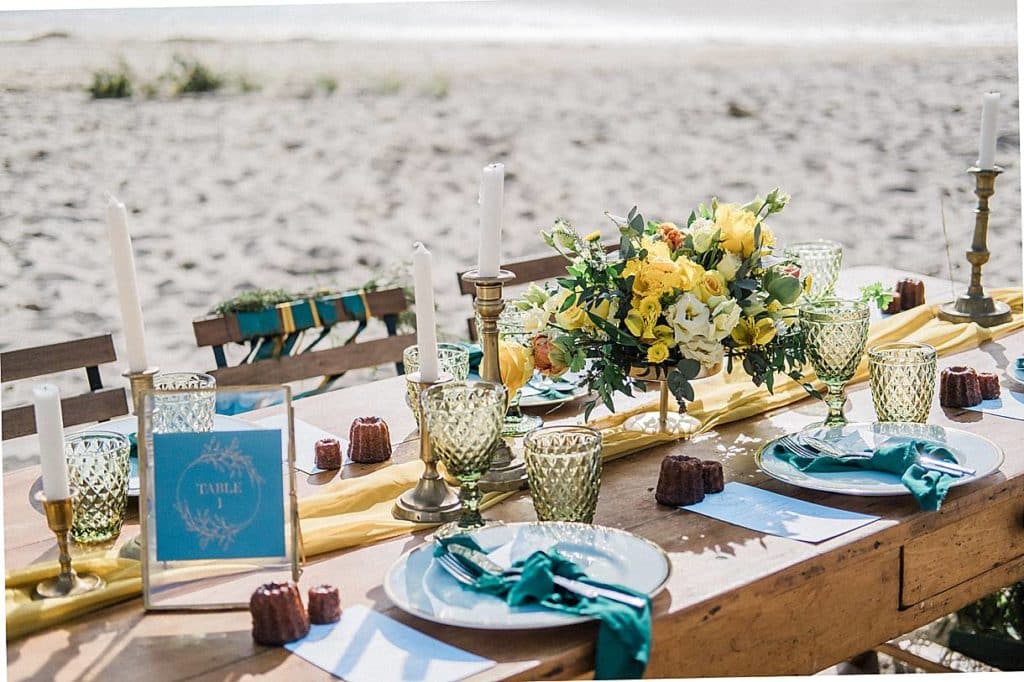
left=75, top=414, right=258, bottom=496
left=756, top=422, right=1004, bottom=496
left=384, top=522, right=670, bottom=630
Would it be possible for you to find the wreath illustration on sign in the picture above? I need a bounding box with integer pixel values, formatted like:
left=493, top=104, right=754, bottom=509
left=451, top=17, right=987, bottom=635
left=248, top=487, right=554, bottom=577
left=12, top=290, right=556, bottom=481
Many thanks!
left=174, top=437, right=265, bottom=551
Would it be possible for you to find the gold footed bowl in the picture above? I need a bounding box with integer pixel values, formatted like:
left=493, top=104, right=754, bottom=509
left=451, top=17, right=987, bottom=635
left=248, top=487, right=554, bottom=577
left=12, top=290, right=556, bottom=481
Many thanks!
left=623, top=362, right=721, bottom=437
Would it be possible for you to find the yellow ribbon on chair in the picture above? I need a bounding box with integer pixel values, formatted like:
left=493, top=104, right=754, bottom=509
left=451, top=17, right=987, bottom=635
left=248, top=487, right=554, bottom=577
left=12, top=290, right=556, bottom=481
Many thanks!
left=6, top=289, right=1021, bottom=641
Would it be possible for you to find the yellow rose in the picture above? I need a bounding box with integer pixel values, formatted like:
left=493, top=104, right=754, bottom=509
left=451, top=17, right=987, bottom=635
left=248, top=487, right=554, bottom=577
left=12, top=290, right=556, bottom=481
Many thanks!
left=675, top=257, right=705, bottom=292
left=730, top=317, right=778, bottom=347
left=588, top=297, right=617, bottom=325
left=499, top=340, right=534, bottom=397
left=695, top=269, right=727, bottom=303
left=716, top=203, right=759, bottom=257
left=555, top=303, right=589, bottom=330
left=646, top=342, right=670, bottom=364
left=640, top=236, right=673, bottom=262
left=629, top=259, right=681, bottom=299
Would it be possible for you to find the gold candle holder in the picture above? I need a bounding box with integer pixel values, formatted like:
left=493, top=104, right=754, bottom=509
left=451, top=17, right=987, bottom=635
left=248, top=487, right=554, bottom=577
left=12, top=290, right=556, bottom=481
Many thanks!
left=123, top=366, right=159, bottom=416
left=460, top=269, right=529, bottom=492
left=117, top=366, right=157, bottom=562
left=938, top=166, right=1012, bottom=327
left=393, top=370, right=462, bottom=523
left=35, top=491, right=105, bottom=599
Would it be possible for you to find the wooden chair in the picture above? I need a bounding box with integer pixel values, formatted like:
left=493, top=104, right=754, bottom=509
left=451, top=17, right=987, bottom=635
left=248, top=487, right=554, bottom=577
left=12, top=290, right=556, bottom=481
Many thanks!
left=192, top=287, right=416, bottom=391
left=456, top=243, right=618, bottom=341
left=1, top=334, right=130, bottom=440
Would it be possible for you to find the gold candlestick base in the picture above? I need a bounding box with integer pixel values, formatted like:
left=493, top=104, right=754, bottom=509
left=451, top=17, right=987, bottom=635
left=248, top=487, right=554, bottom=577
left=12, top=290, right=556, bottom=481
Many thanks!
left=118, top=366, right=158, bottom=562
left=623, top=366, right=700, bottom=436
left=461, top=269, right=529, bottom=493
left=393, top=371, right=462, bottom=523
left=937, top=166, right=1012, bottom=328
left=35, top=493, right=105, bottom=599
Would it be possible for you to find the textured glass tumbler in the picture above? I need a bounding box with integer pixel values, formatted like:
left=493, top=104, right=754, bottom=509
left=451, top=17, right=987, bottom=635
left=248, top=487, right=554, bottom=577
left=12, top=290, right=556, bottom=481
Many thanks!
left=477, top=306, right=543, bottom=436
left=524, top=426, right=602, bottom=523
left=403, top=343, right=471, bottom=422
left=422, top=381, right=507, bottom=532
left=784, top=240, right=843, bottom=299
left=799, top=298, right=870, bottom=427
left=868, top=342, right=937, bottom=423
left=64, top=432, right=130, bottom=543
left=152, top=372, right=216, bottom=433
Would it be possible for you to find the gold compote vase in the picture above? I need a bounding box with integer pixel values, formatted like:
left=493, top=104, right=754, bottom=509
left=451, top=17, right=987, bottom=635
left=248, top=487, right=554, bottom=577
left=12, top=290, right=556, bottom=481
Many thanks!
left=623, top=362, right=721, bottom=436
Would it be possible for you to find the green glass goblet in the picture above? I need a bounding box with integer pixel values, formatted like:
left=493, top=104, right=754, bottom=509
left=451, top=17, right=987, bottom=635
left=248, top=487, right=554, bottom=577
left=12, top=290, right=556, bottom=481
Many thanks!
left=477, top=306, right=543, bottom=436
left=784, top=240, right=843, bottom=299
left=422, top=381, right=507, bottom=532
left=799, top=297, right=870, bottom=427
left=403, top=343, right=471, bottom=423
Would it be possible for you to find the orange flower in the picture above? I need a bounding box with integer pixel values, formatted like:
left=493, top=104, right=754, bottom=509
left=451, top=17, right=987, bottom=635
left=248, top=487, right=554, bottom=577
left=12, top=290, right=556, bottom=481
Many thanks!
left=658, top=222, right=685, bottom=252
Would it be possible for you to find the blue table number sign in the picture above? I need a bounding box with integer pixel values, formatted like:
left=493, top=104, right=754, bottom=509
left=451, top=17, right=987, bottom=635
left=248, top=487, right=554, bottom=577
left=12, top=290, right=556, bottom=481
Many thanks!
left=153, top=430, right=285, bottom=561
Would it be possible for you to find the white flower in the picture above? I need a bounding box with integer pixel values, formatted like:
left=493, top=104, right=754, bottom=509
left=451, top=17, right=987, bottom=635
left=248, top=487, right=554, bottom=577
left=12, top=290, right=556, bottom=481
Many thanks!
left=522, top=306, right=550, bottom=333
left=717, top=252, right=742, bottom=281
left=690, top=217, right=717, bottom=254
left=709, top=297, right=741, bottom=341
left=666, top=292, right=713, bottom=344
left=678, top=334, right=724, bottom=369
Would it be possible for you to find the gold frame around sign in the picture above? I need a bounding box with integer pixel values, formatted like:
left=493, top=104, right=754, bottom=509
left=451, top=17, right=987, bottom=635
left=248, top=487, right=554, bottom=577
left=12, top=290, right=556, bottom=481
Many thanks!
left=137, top=383, right=301, bottom=611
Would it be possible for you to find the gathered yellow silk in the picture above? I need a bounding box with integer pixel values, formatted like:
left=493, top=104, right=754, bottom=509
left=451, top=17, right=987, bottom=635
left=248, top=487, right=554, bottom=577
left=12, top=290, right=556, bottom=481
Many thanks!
left=6, top=289, right=1021, bottom=640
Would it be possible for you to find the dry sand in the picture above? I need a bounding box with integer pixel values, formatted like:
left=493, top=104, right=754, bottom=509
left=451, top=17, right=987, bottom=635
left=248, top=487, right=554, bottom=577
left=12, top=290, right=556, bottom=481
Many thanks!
left=1, top=36, right=1020, bottom=467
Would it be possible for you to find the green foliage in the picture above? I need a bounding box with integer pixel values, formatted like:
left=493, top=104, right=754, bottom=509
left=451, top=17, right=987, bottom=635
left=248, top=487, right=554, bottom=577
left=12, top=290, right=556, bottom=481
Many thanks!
left=859, top=281, right=894, bottom=311
left=423, top=74, right=450, bottom=100
left=958, top=582, right=1024, bottom=641
left=212, top=289, right=299, bottom=315
left=87, top=62, right=133, bottom=99
left=168, top=55, right=224, bottom=96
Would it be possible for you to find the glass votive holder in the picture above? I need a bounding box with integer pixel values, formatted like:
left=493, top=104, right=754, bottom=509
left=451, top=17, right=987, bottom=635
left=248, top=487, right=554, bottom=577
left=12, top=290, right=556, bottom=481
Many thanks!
left=64, top=432, right=131, bottom=543
left=152, top=372, right=216, bottom=433
left=523, top=426, right=602, bottom=523
left=868, top=342, right=938, bottom=423
left=404, top=344, right=471, bottom=422
left=784, top=240, right=843, bottom=299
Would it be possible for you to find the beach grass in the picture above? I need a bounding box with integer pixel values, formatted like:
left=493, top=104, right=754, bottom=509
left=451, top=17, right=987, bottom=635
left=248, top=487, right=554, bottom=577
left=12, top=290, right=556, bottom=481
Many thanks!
left=87, top=62, right=133, bottom=99
left=316, top=74, right=338, bottom=96
left=168, top=55, right=224, bottom=96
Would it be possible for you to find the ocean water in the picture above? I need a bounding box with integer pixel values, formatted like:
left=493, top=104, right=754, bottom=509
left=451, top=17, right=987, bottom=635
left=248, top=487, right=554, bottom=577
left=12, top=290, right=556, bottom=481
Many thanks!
left=0, top=0, right=1017, bottom=45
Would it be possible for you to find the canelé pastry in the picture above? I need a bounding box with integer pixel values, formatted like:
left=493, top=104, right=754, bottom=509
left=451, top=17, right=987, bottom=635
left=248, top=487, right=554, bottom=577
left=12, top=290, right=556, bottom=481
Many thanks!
left=655, top=455, right=705, bottom=506
left=939, top=366, right=982, bottom=408
left=250, top=582, right=310, bottom=645
left=700, top=460, right=725, bottom=494
left=978, top=372, right=1001, bottom=400
left=314, top=438, right=342, bottom=470
left=883, top=292, right=902, bottom=315
left=308, top=584, right=341, bottom=625
left=896, top=278, right=925, bottom=310
left=347, top=416, right=393, bottom=463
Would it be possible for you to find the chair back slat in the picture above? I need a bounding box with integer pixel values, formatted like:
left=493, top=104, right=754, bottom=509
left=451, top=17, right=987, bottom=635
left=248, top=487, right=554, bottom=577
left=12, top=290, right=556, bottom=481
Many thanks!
left=209, top=333, right=416, bottom=386
left=2, top=388, right=129, bottom=440
left=0, top=334, right=117, bottom=382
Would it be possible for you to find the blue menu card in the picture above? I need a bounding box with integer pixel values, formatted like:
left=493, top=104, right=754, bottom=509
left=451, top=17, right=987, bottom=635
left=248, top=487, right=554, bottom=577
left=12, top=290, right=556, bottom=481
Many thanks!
left=153, top=430, right=285, bottom=562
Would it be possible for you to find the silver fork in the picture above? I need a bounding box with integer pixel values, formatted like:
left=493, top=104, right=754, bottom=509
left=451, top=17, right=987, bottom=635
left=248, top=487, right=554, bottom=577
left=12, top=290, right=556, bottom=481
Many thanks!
left=786, top=433, right=974, bottom=477
left=435, top=552, right=647, bottom=609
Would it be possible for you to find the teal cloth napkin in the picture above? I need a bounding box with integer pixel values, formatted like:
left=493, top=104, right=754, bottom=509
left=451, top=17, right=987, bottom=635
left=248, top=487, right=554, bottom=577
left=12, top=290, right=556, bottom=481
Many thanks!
left=771, top=438, right=959, bottom=511
left=435, top=535, right=651, bottom=680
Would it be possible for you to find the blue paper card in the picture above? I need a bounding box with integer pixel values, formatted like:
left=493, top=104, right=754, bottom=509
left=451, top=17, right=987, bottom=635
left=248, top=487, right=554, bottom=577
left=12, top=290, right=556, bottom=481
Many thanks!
left=153, top=430, right=285, bottom=561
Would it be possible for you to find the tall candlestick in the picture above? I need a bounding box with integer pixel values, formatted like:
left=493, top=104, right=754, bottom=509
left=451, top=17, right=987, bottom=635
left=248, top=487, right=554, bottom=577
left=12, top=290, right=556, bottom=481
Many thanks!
left=106, top=196, right=148, bottom=373
left=33, top=383, right=70, bottom=501
left=412, top=242, right=440, bottom=383
left=476, top=163, right=504, bottom=277
left=978, top=91, right=1000, bottom=170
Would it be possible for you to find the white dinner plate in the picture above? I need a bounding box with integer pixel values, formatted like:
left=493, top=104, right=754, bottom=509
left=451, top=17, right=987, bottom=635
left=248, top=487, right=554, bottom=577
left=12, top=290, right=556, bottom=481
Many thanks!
left=756, top=422, right=1004, bottom=496
left=75, top=414, right=259, bottom=496
left=1006, top=357, right=1024, bottom=389
left=384, top=522, right=670, bottom=630
left=518, top=371, right=589, bottom=408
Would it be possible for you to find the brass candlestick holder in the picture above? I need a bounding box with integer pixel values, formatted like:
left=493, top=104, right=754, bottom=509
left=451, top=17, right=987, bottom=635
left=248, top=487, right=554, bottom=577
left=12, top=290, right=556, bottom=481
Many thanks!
left=118, top=366, right=158, bottom=562
left=461, top=269, right=529, bottom=493
left=938, top=166, right=1012, bottom=327
left=35, top=491, right=105, bottom=598
left=393, top=370, right=462, bottom=523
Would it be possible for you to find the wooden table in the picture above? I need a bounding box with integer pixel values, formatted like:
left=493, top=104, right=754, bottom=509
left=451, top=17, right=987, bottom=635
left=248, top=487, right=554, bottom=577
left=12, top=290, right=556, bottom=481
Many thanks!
left=6, top=269, right=1024, bottom=681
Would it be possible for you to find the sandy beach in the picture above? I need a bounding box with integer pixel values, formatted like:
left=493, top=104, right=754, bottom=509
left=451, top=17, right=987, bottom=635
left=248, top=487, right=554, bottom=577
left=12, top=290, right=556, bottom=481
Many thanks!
left=0, top=9, right=1020, bottom=468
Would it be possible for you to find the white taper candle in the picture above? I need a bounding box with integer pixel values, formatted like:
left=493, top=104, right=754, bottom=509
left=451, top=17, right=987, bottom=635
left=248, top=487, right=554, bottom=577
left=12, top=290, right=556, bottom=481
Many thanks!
left=33, top=383, right=70, bottom=501
left=105, top=195, right=149, bottom=373
left=476, top=163, right=504, bottom=277
left=412, top=242, right=440, bottom=382
left=978, top=91, right=1000, bottom=169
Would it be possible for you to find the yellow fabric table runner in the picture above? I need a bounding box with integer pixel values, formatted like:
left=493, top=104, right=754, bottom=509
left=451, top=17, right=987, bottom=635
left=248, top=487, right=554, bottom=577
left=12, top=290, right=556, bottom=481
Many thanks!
left=6, top=289, right=1021, bottom=640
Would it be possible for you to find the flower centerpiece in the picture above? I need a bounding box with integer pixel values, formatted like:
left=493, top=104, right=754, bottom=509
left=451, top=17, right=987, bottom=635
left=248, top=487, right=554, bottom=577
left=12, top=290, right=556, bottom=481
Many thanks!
left=529, top=188, right=814, bottom=423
